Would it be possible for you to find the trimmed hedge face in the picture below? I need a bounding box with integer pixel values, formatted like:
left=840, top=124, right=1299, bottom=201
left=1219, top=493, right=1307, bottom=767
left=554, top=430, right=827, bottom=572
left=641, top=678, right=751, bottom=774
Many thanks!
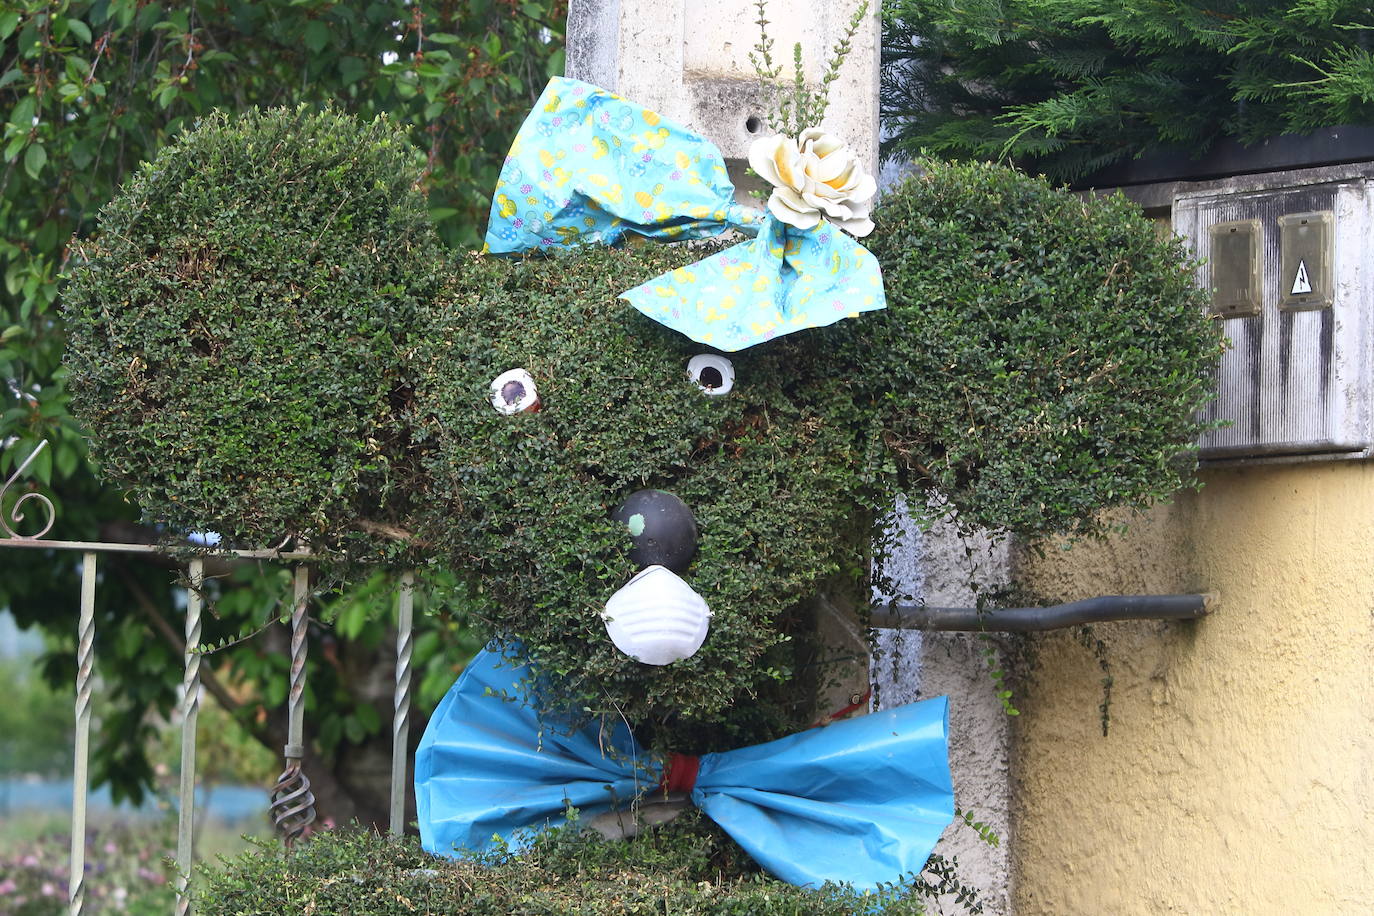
left=64, top=106, right=443, bottom=552
left=64, top=113, right=1222, bottom=744
left=409, top=246, right=878, bottom=740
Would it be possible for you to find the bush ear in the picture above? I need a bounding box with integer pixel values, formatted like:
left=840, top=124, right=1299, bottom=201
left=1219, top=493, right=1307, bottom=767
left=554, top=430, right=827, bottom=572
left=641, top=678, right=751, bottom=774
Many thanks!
left=852, top=159, right=1223, bottom=540
left=64, top=106, right=442, bottom=556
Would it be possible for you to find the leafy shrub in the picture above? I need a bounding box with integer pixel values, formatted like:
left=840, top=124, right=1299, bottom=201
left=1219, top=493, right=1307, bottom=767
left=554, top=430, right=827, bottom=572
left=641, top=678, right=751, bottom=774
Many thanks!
left=63, top=111, right=1221, bottom=747
left=63, top=106, right=445, bottom=554
left=855, top=159, right=1223, bottom=538
left=196, top=815, right=957, bottom=915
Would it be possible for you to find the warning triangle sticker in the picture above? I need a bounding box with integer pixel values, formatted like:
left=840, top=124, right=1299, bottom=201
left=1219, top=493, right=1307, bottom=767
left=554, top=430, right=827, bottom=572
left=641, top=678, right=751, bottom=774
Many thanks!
left=1291, top=260, right=1313, bottom=296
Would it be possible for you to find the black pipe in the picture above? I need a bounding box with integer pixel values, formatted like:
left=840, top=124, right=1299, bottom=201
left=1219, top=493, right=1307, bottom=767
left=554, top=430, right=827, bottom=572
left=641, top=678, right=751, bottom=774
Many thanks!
left=869, top=593, right=1216, bottom=632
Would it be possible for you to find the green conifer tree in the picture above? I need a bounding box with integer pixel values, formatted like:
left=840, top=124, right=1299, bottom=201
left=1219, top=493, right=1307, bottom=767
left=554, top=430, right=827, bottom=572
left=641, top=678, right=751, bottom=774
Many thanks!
left=882, top=1, right=1374, bottom=182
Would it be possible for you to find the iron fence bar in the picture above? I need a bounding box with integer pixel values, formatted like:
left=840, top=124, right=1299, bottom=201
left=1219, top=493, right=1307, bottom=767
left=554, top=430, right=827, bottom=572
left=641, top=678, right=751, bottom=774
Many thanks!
left=174, top=559, right=204, bottom=916
left=270, top=564, right=316, bottom=845
left=0, top=538, right=315, bottom=559
left=288, top=564, right=308, bottom=772
left=69, top=551, right=96, bottom=916
left=390, top=570, right=415, bottom=837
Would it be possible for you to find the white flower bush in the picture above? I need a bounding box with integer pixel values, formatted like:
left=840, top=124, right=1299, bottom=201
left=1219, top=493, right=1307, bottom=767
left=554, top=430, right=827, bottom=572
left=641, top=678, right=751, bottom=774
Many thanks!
left=747, top=128, right=877, bottom=237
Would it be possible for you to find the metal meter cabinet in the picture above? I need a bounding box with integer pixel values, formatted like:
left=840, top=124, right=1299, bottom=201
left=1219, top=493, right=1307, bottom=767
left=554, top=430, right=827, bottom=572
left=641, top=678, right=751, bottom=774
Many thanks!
left=1174, top=180, right=1372, bottom=461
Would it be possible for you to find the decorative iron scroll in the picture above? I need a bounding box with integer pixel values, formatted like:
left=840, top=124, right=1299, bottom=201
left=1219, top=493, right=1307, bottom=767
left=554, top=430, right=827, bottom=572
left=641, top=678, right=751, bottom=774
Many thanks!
left=270, top=760, right=317, bottom=844
left=0, top=439, right=55, bottom=540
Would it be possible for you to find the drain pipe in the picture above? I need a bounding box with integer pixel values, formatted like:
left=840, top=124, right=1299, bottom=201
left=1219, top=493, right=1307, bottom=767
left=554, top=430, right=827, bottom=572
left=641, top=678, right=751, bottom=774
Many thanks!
left=870, top=593, right=1217, bottom=632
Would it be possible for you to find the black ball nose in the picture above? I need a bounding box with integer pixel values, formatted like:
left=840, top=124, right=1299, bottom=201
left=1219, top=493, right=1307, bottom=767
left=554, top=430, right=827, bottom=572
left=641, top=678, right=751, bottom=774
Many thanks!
left=612, top=489, right=698, bottom=575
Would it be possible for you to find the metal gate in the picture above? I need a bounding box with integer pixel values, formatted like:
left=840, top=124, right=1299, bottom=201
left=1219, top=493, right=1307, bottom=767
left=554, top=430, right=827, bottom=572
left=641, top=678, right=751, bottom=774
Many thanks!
left=1, top=441, right=417, bottom=915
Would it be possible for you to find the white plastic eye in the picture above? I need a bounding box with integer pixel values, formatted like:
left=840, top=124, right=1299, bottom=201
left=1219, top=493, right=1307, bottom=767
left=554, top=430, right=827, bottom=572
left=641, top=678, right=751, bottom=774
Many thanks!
left=490, top=368, right=540, bottom=415
left=687, top=354, right=734, bottom=396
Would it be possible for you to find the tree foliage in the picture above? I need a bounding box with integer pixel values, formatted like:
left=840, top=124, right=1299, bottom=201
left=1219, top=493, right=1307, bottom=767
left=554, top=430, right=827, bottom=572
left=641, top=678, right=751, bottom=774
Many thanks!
left=0, top=0, right=564, bottom=818
left=0, top=653, right=71, bottom=775
left=881, top=1, right=1374, bottom=181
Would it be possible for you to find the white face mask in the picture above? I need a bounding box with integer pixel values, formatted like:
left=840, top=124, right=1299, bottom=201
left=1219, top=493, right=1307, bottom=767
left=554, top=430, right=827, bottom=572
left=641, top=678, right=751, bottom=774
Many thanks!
left=601, top=564, right=711, bottom=666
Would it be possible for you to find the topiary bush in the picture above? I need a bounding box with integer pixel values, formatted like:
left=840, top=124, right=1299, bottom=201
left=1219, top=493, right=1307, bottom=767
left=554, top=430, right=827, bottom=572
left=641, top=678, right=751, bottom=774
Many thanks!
left=63, top=111, right=1222, bottom=749
left=195, top=816, right=970, bottom=914
left=63, top=106, right=444, bottom=554
left=854, top=159, right=1222, bottom=538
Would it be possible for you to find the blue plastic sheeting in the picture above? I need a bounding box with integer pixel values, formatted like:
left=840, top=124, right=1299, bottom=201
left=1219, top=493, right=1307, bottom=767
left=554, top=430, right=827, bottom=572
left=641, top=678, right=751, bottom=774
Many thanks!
left=481, top=77, right=885, bottom=352
left=415, top=644, right=954, bottom=891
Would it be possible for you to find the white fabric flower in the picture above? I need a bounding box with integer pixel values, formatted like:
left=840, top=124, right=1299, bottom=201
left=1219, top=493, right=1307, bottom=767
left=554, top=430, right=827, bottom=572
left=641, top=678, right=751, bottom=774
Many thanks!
left=747, top=128, right=877, bottom=237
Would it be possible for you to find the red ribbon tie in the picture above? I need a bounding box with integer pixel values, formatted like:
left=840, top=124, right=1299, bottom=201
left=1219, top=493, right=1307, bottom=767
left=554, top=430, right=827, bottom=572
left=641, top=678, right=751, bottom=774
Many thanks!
left=659, top=752, right=700, bottom=794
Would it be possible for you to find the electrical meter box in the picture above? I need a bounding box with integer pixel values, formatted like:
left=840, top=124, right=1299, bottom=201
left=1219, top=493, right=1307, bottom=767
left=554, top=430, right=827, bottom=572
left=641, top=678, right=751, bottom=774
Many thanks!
left=1174, top=180, right=1373, bottom=461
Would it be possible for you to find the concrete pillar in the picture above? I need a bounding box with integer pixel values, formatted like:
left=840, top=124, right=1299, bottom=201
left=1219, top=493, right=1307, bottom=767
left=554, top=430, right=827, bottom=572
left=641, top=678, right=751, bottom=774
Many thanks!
left=566, top=0, right=880, bottom=197
left=874, top=502, right=1015, bottom=915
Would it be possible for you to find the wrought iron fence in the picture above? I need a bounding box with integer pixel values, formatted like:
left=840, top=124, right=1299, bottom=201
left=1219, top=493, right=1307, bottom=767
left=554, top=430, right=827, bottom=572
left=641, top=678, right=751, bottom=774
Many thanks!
left=0, top=438, right=1216, bottom=914
left=0, top=441, right=417, bottom=915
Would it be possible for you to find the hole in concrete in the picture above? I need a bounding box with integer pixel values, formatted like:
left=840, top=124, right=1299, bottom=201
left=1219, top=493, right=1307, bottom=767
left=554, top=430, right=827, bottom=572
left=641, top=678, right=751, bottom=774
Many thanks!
left=745, top=115, right=762, bottom=134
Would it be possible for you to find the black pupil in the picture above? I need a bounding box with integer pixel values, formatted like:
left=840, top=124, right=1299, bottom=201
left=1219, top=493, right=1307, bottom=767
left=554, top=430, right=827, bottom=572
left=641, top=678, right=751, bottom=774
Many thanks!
left=501, top=380, right=526, bottom=404
left=698, top=366, right=723, bottom=389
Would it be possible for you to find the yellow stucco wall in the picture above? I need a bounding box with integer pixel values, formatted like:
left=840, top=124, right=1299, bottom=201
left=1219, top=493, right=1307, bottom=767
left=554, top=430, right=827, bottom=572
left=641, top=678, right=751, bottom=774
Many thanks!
left=1013, top=462, right=1374, bottom=914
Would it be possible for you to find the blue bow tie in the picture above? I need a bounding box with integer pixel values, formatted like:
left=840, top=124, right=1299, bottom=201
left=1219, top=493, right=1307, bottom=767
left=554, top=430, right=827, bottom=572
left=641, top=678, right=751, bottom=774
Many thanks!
left=482, top=77, right=886, bottom=351
left=415, top=644, right=954, bottom=891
